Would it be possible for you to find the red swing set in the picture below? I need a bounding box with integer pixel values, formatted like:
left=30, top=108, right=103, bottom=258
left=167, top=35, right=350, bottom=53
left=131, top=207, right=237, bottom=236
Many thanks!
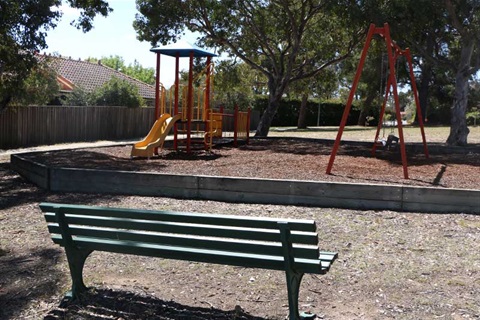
left=326, top=23, right=429, bottom=179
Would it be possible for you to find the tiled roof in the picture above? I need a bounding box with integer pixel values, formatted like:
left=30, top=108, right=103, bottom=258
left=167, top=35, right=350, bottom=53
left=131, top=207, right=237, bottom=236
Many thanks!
left=40, top=55, right=155, bottom=100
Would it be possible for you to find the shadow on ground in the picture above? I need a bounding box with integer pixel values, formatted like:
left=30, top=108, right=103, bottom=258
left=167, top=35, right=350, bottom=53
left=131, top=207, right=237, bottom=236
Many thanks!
left=242, top=138, right=480, bottom=167
left=0, top=162, right=50, bottom=210
left=0, top=162, right=126, bottom=210
left=0, top=248, right=64, bottom=319
left=44, top=288, right=266, bottom=320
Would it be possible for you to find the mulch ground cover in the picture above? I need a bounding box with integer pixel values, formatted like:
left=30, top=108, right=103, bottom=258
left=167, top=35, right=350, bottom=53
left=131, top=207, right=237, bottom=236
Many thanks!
left=23, top=137, right=480, bottom=189
left=1, top=137, right=479, bottom=319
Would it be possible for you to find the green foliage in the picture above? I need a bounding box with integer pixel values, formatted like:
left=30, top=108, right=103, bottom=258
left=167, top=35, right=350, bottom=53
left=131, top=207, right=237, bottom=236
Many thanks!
left=336, top=0, right=480, bottom=144
left=0, top=0, right=59, bottom=108
left=87, top=55, right=155, bottom=85
left=62, top=86, right=92, bottom=106
left=253, top=96, right=360, bottom=127
left=126, top=60, right=155, bottom=85
left=91, top=77, right=144, bottom=108
left=425, top=82, right=455, bottom=124
left=466, top=110, right=480, bottom=126
left=63, top=0, right=112, bottom=32
left=466, top=81, right=480, bottom=126
left=134, top=0, right=361, bottom=136
left=62, top=77, right=145, bottom=107
left=0, top=0, right=112, bottom=110
left=9, top=62, right=59, bottom=106
left=214, top=60, right=265, bottom=110
left=87, top=55, right=125, bottom=71
left=287, top=66, right=339, bottom=100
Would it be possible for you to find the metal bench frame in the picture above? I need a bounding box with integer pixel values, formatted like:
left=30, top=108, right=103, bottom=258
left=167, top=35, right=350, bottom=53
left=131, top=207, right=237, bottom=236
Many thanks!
left=41, top=202, right=337, bottom=320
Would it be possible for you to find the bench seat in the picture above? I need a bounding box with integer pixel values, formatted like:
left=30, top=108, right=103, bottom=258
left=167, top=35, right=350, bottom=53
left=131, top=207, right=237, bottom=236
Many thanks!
left=41, top=202, right=337, bottom=320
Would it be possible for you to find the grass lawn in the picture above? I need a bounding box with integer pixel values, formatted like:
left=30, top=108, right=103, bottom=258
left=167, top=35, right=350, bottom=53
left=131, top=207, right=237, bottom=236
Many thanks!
left=269, top=125, right=480, bottom=144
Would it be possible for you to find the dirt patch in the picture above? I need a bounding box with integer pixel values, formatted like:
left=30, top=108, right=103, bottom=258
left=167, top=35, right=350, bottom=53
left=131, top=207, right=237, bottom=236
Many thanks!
left=1, top=138, right=479, bottom=319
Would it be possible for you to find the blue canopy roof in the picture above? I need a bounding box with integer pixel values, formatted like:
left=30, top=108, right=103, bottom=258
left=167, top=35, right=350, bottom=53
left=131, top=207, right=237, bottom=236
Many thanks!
left=150, top=40, right=217, bottom=58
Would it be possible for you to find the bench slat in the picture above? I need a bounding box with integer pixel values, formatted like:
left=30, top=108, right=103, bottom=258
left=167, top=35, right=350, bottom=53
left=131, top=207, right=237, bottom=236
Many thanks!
left=42, top=202, right=338, bottom=319
left=49, top=235, right=336, bottom=274
left=47, top=224, right=320, bottom=260
left=44, top=213, right=319, bottom=245
left=40, top=203, right=317, bottom=232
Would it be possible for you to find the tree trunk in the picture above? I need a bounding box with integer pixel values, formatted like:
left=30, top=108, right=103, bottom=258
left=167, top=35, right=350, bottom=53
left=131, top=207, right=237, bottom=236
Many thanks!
left=255, top=78, right=286, bottom=137
left=357, top=93, right=376, bottom=126
left=297, top=93, right=308, bottom=129
left=446, top=38, right=474, bottom=146
left=418, top=64, right=432, bottom=122
left=357, top=108, right=367, bottom=126
left=255, top=95, right=281, bottom=137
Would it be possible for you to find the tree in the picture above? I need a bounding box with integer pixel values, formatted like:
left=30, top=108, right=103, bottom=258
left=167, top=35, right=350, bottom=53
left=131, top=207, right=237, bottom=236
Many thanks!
left=337, top=0, right=480, bottom=145
left=9, top=60, right=59, bottom=106
left=126, top=60, right=155, bottom=85
left=391, top=1, right=449, bottom=123
left=213, top=59, right=265, bottom=109
left=134, top=0, right=361, bottom=136
left=287, top=66, right=338, bottom=129
left=398, top=0, right=479, bottom=144
left=87, top=55, right=156, bottom=85
left=336, top=41, right=387, bottom=126
left=444, top=0, right=480, bottom=145
left=0, top=0, right=112, bottom=111
left=62, top=86, right=92, bottom=106
left=91, top=76, right=144, bottom=108
left=87, top=55, right=126, bottom=72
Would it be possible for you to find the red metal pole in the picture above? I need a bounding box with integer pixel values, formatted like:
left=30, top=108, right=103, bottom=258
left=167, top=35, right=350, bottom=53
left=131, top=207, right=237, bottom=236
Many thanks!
left=246, top=107, right=251, bottom=145
left=187, top=51, right=194, bottom=153
left=154, top=53, right=161, bottom=119
left=204, top=57, right=212, bottom=137
left=204, top=108, right=210, bottom=150
left=174, top=52, right=180, bottom=151
left=384, top=23, right=409, bottom=179
left=326, top=23, right=376, bottom=175
left=205, top=56, right=211, bottom=118
left=153, top=53, right=161, bottom=155
left=233, top=105, right=238, bottom=147
left=405, top=49, right=429, bottom=158
left=174, top=54, right=180, bottom=116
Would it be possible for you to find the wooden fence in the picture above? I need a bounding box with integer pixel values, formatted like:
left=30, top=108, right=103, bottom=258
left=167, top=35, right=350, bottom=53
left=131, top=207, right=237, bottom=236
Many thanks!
left=1, top=106, right=260, bottom=150
left=0, top=106, right=155, bottom=150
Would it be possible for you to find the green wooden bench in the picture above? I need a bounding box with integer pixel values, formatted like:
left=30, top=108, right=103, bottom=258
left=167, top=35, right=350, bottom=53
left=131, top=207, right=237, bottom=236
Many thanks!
left=40, top=202, right=337, bottom=320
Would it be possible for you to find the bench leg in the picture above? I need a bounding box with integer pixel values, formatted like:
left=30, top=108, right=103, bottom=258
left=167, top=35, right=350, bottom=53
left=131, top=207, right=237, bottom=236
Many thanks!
left=62, top=246, right=93, bottom=304
left=278, top=223, right=316, bottom=320
left=285, top=269, right=306, bottom=320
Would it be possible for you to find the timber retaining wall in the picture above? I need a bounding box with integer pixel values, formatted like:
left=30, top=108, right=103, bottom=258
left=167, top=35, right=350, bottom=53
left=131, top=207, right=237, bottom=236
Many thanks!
left=11, top=153, right=479, bottom=214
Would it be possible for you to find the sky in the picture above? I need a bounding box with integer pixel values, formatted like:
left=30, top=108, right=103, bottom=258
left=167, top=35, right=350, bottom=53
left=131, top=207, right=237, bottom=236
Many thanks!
left=44, top=0, right=200, bottom=87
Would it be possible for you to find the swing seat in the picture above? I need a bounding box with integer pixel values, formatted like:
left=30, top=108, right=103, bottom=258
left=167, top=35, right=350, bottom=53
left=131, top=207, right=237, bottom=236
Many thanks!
left=375, top=138, right=387, bottom=147
left=385, top=134, right=399, bottom=150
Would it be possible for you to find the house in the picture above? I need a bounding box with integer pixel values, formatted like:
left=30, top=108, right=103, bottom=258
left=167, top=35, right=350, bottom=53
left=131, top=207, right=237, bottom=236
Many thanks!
left=39, top=54, right=156, bottom=106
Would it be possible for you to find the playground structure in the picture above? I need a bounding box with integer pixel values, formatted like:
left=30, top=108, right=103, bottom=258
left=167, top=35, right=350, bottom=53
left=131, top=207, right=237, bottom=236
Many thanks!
left=326, top=23, right=429, bottom=179
left=131, top=41, right=251, bottom=158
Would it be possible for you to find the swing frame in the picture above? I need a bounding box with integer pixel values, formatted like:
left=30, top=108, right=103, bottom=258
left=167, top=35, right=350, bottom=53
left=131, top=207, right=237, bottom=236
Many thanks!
left=326, top=23, right=429, bottom=179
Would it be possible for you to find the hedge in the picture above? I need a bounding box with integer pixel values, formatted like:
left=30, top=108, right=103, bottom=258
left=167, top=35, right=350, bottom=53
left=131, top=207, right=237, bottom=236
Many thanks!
left=252, top=97, right=361, bottom=127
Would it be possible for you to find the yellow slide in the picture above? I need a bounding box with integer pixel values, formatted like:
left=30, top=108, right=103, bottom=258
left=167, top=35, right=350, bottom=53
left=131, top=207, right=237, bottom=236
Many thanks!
left=131, top=113, right=181, bottom=159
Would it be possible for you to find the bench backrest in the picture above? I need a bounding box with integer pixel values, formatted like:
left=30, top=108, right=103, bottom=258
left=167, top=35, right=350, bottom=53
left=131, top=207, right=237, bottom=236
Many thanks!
left=41, top=202, right=334, bottom=274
